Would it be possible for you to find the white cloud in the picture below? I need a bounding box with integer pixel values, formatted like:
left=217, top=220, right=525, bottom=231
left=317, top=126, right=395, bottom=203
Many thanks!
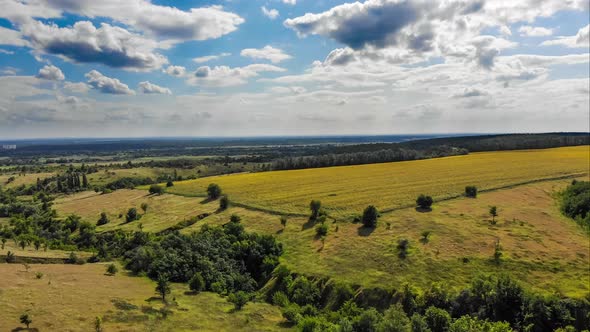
left=37, top=65, right=65, bottom=81
left=22, top=20, right=168, bottom=71
left=519, top=26, right=553, bottom=37
left=193, top=53, right=231, bottom=63
left=0, top=26, right=29, bottom=47
left=188, top=64, right=286, bottom=87
left=261, top=6, right=279, bottom=20
left=541, top=24, right=590, bottom=48
left=64, top=82, right=90, bottom=94
left=241, top=46, right=292, bottom=63
left=138, top=81, right=172, bottom=95
left=283, top=0, right=296, bottom=5
left=85, top=70, right=135, bottom=95
left=164, top=65, right=186, bottom=77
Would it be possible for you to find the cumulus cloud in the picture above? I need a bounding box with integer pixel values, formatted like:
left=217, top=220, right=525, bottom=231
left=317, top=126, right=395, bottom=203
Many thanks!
left=64, top=82, right=90, bottom=94
left=188, top=64, right=286, bottom=87
left=240, top=46, right=292, bottom=63
left=138, top=81, right=172, bottom=94
left=3, top=0, right=244, bottom=43
left=22, top=20, right=168, bottom=71
left=37, top=65, right=65, bottom=81
left=0, top=26, right=29, bottom=47
left=261, top=6, right=279, bottom=20
left=283, top=0, right=296, bottom=5
left=193, top=53, right=231, bottom=63
left=164, top=65, right=186, bottom=77
left=519, top=26, right=553, bottom=37
left=85, top=70, right=135, bottom=95
left=541, top=24, right=590, bottom=48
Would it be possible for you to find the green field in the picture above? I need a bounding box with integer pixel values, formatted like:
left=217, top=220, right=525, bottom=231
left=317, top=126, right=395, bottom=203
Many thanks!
left=0, top=263, right=289, bottom=331
left=0, top=172, right=56, bottom=189
left=162, top=146, right=590, bottom=219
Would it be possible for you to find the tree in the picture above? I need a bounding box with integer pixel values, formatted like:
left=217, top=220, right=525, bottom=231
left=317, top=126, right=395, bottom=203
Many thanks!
left=141, top=202, right=149, bottom=213
left=378, top=304, right=411, bottom=332
left=315, top=223, right=328, bottom=237
left=189, top=272, right=205, bottom=293
left=97, top=212, right=109, bottom=226
left=207, top=183, right=222, bottom=200
left=416, top=195, right=433, bottom=210
left=149, top=184, right=163, bottom=195
left=397, top=239, right=410, bottom=259
left=20, top=313, right=32, bottom=329
left=228, top=291, right=250, bottom=310
left=362, top=205, right=379, bottom=228
left=126, top=208, right=139, bottom=223
left=82, top=173, right=89, bottom=187
left=280, top=217, right=288, bottom=229
left=156, top=274, right=171, bottom=302
left=166, top=181, right=174, bottom=187
left=95, top=316, right=103, bottom=332
left=6, top=251, right=15, bottom=263
left=424, top=306, right=451, bottom=332
left=493, top=240, right=502, bottom=264
left=309, top=200, right=322, bottom=220
left=465, top=186, right=477, bottom=198
left=106, top=263, right=118, bottom=276
left=1, top=237, right=5, bottom=249
left=489, top=206, right=498, bottom=224
left=219, top=195, right=229, bottom=210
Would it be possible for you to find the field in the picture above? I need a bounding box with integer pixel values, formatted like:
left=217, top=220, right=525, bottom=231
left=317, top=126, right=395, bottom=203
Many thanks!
left=0, top=172, right=56, bottom=189
left=181, top=177, right=589, bottom=298
left=0, top=263, right=289, bottom=331
left=54, top=190, right=219, bottom=233
left=163, top=146, right=590, bottom=219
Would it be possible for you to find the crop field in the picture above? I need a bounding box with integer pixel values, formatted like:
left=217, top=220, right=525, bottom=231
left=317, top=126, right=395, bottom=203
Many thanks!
left=184, top=178, right=589, bottom=298
left=0, top=263, right=288, bottom=331
left=0, top=172, right=56, bottom=189
left=54, top=190, right=219, bottom=233
left=164, top=146, right=590, bottom=219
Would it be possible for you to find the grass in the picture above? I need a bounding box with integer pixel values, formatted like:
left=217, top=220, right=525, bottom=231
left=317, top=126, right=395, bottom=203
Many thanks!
left=163, top=146, right=590, bottom=219
left=54, top=189, right=219, bottom=233
left=1, top=241, right=93, bottom=260
left=185, top=177, right=589, bottom=298
left=0, top=263, right=289, bottom=331
left=0, top=172, right=56, bottom=189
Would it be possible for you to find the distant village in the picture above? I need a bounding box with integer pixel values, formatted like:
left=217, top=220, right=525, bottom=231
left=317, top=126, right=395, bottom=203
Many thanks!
left=1, top=145, right=16, bottom=150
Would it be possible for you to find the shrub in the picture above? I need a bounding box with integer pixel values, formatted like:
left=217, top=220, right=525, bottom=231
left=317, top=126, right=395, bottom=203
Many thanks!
left=489, top=206, right=498, bottom=224
left=106, top=263, right=118, bottom=276
left=189, top=272, right=205, bottom=293
left=148, top=184, right=163, bottom=195
left=315, top=223, right=328, bottom=237
left=424, top=306, right=451, bottom=332
left=5, top=251, right=15, bottom=263
left=97, top=212, right=109, bottom=226
left=228, top=291, right=251, bottom=310
left=126, top=208, right=140, bottom=223
left=361, top=205, right=379, bottom=228
left=397, top=239, right=410, bottom=259
left=35, top=272, right=44, bottom=279
left=66, top=252, right=84, bottom=264
left=465, top=186, right=478, bottom=198
left=310, top=200, right=322, bottom=220
left=420, top=231, right=431, bottom=244
left=219, top=195, right=229, bottom=210
left=20, top=313, right=32, bottom=329
left=282, top=305, right=302, bottom=325
left=140, top=203, right=149, bottom=213
left=166, top=181, right=174, bottom=187
left=207, top=183, right=222, bottom=199
left=272, top=291, right=289, bottom=307
left=416, top=194, right=433, bottom=209
left=280, top=217, right=287, bottom=228
left=156, top=275, right=171, bottom=302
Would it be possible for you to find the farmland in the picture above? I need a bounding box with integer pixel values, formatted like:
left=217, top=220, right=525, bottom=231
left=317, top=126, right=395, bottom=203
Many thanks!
left=0, top=263, right=288, bottom=331
left=164, top=146, right=590, bottom=218
left=0, top=172, right=55, bottom=189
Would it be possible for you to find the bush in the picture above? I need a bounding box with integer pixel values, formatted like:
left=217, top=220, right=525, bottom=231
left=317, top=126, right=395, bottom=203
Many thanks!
left=35, top=272, right=44, bottom=279
left=66, top=252, right=84, bottom=265
left=5, top=250, right=15, bottom=263
left=416, top=195, right=433, bottom=209
left=310, top=200, right=322, bottom=220
left=228, top=291, right=250, bottom=310
left=424, top=306, right=451, bottom=332
left=315, top=223, right=328, bottom=237
left=282, top=305, right=302, bottom=325
left=20, top=313, right=32, bottom=329
left=106, top=263, right=118, bottom=275
left=465, top=186, right=478, bottom=198
left=219, top=195, right=229, bottom=210
left=140, top=203, right=149, bottom=213
left=272, top=291, right=289, bottom=307
left=97, top=212, right=109, bottom=226
left=397, top=239, right=410, bottom=259
left=126, top=208, right=140, bottom=223
left=280, top=217, right=287, bottom=228
left=189, top=272, right=205, bottom=293
left=207, top=183, right=222, bottom=199
left=166, top=181, right=174, bottom=187
left=148, top=184, right=163, bottom=195
left=361, top=205, right=379, bottom=228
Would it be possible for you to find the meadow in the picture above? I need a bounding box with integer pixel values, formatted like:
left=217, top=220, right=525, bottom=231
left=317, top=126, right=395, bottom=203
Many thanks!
left=164, top=146, right=590, bottom=219
left=182, top=178, right=589, bottom=298
left=0, top=263, right=288, bottom=331
left=0, top=172, right=56, bottom=189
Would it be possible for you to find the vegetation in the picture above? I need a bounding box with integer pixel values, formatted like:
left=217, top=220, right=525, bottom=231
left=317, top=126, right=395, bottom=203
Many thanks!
left=560, top=180, right=590, bottom=232
left=219, top=195, right=229, bottom=210
left=106, top=263, right=118, bottom=276
left=126, top=207, right=140, bottom=223
left=20, top=313, right=32, bottom=329
left=416, top=194, right=433, bottom=210
left=96, top=212, right=109, bottom=226
left=156, top=275, right=171, bottom=302
left=207, top=183, right=222, bottom=200
left=490, top=206, right=498, bottom=224
left=465, top=185, right=477, bottom=198
left=149, top=184, right=163, bottom=195
left=361, top=205, right=379, bottom=227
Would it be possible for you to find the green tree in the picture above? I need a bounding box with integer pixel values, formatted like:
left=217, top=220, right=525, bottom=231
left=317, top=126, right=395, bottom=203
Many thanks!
left=141, top=202, right=149, bottom=213
left=397, top=239, right=410, bottom=259
left=20, top=313, right=32, bottom=329
left=416, top=195, right=434, bottom=210
left=465, top=186, right=477, bottom=198
left=189, top=272, right=205, bottom=293
left=166, top=180, right=174, bottom=187
left=106, top=263, right=118, bottom=276
left=489, top=206, right=498, bottom=224
left=156, top=274, right=171, bottom=302
left=228, top=291, right=250, bottom=310
left=6, top=251, right=15, bottom=263
left=95, top=316, right=103, bottom=332
left=362, top=205, right=379, bottom=228
left=149, top=184, right=163, bottom=195
left=207, top=183, right=222, bottom=199
left=280, top=216, right=287, bottom=228
left=424, top=306, right=451, bottom=332
left=219, top=195, right=229, bottom=210
left=82, top=173, right=89, bottom=187
left=315, top=223, right=328, bottom=237
left=309, top=200, right=322, bottom=220
left=1, top=237, right=6, bottom=250
left=378, top=304, right=411, bottom=332
left=97, top=212, right=109, bottom=226
left=126, top=208, right=139, bottom=223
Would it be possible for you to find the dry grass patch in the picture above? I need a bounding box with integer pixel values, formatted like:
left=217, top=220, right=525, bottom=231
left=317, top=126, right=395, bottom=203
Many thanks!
left=0, top=172, right=55, bottom=189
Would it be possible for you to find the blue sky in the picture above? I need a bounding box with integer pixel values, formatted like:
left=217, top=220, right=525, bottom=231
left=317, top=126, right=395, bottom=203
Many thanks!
left=0, top=0, right=588, bottom=138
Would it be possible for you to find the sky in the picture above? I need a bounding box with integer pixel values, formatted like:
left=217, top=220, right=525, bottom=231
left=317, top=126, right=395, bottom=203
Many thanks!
left=0, top=0, right=588, bottom=138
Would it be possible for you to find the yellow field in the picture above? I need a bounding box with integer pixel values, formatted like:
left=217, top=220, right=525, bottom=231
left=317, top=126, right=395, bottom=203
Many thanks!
left=54, top=190, right=219, bottom=233
left=165, top=146, right=590, bottom=218
left=184, top=177, right=589, bottom=298
left=0, top=172, right=55, bottom=189
left=0, top=263, right=289, bottom=332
